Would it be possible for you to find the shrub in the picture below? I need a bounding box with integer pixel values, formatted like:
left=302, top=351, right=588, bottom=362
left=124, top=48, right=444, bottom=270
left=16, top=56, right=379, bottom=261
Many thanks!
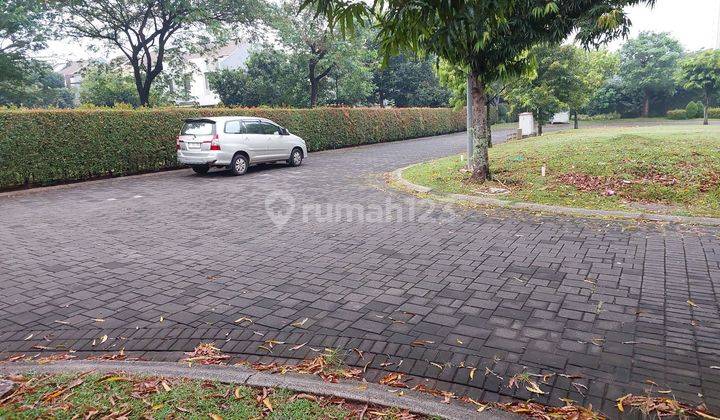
left=685, top=101, right=703, bottom=119
left=708, top=108, right=720, bottom=119
left=0, top=107, right=465, bottom=189
left=666, top=109, right=687, bottom=120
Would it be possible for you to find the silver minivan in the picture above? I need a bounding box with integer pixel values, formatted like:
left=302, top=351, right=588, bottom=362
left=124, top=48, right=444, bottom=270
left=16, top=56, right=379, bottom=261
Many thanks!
left=176, top=116, right=308, bottom=175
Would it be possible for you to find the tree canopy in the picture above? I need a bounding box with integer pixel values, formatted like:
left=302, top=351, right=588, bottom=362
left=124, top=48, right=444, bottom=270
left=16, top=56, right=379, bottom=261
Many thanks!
left=57, top=0, right=266, bottom=106
left=676, top=49, right=720, bottom=125
left=373, top=54, right=450, bottom=107
left=619, top=31, right=683, bottom=117
left=302, top=0, right=654, bottom=180
left=506, top=44, right=587, bottom=134
left=0, top=0, right=53, bottom=83
left=0, top=59, right=74, bottom=108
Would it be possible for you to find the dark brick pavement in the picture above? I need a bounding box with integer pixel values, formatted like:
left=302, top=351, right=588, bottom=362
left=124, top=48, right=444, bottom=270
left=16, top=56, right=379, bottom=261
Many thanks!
left=1, top=126, right=720, bottom=416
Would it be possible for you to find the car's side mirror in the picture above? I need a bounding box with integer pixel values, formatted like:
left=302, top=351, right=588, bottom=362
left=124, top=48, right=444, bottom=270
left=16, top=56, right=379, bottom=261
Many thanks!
left=280, top=127, right=289, bottom=135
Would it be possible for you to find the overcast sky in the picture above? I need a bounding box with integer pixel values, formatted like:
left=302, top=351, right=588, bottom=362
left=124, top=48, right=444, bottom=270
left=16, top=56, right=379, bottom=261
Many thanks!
left=40, top=0, right=720, bottom=65
left=607, top=0, right=720, bottom=51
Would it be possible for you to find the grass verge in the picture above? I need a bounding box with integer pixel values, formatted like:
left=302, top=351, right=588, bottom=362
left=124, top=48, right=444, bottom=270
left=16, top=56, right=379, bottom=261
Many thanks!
left=0, top=372, right=420, bottom=419
left=404, top=125, right=720, bottom=217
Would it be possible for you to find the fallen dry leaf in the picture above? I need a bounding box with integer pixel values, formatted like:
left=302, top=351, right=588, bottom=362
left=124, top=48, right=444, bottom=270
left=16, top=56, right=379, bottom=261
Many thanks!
left=234, top=316, right=253, bottom=324
left=290, top=342, right=307, bottom=351
left=526, top=381, right=545, bottom=395
left=291, top=318, right=308, bottom=328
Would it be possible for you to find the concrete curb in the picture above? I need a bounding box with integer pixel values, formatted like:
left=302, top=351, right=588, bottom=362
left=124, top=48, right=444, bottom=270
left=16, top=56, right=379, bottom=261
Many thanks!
left=392, top=164, right=720, bottom=226
left=0, top=361, right=517, bottom=420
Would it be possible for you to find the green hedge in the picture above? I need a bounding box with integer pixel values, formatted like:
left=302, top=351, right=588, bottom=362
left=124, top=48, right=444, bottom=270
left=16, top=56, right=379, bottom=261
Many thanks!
left=0, top=107, right=465, bottom=189
left=666, top=109, right=688, bottom=120
left=667, top=107, right=720, bottom=120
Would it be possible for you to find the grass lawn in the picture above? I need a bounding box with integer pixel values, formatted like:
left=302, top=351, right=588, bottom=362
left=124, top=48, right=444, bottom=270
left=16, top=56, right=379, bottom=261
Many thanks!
left=0, top=372, right=417, bottom=419
left=404, top=125, right=720, bottom=217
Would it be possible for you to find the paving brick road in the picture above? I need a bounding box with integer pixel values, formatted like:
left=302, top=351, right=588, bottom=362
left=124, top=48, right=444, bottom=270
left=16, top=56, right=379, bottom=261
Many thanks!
left=1, top=125, right=720, bottom=416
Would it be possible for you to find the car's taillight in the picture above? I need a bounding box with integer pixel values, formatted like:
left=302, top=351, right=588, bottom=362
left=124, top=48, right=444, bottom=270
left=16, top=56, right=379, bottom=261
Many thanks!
left=176, top=136, right=181, bottom=150
left=210, top=134, right=220, bottom=151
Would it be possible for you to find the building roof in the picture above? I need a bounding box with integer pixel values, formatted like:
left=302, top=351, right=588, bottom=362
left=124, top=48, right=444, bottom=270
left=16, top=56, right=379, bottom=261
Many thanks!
left=55, top=61, right=87, bottom=77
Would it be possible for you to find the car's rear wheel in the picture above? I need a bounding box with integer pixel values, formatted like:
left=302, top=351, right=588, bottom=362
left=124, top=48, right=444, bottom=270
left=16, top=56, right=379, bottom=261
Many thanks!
left=230, top=154, right=249, bottom=176
left=288, top=148, right=303, bottom=167
left=191, top=164, right=210, bottom=175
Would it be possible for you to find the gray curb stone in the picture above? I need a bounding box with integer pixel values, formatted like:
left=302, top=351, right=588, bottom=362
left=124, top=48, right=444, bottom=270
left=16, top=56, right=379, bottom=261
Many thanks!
left=0, top=361, right=518, bottom=420
left=392, top=164, right=720, bottom=226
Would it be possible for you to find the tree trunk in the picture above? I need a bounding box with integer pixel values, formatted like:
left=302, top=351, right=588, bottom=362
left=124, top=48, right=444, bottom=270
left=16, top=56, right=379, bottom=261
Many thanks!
left=642, top=91, right=650, bottom=118
left=573, top=111, right=578, bottom=129
left=309, top=62, right=318, bottom=108
left=486, top=101, right=492, bottom=148
left=469, top=73, right=490, bottom=182
left=537, top=121, right=543, bottom=136
left=703, top=90, right=709, bottom=126
left=138, top=83, right=151, bottom=107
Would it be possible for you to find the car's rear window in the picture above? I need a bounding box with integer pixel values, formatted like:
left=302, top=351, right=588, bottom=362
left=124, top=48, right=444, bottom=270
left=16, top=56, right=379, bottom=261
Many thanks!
left=182, top=121, right=215, bottom=135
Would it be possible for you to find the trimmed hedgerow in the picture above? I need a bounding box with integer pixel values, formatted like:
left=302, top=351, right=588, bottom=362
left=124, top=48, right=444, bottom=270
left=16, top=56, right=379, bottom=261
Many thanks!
left=0, top=107, right=465, bottom=189
left=666, top=109, right=688, bottom=120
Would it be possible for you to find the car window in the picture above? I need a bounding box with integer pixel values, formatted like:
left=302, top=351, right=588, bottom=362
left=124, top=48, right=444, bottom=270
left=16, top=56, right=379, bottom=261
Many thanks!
left=182, top=121, right=214, bottom=135
left=244, top=121, right=264, bottom=135
left=261, top=122, right=280, bottom=135
left=224, top=120, right=244, bottom=134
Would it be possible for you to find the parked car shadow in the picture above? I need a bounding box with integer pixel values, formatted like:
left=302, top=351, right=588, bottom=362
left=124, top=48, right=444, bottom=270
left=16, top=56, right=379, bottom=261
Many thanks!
left=189, top=162, right=295, bottom=178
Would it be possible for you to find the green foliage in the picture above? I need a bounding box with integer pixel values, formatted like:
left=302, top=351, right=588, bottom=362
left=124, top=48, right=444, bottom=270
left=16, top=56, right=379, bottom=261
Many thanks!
left=666, top=109, right=687, bottom=120
left=708, top=108, right=720, bottom=119
left=676, top=49, right=720, bottom=123
left=0, top=0, right=53, bottom=83
left=685, top=101, right=703, bottom=119
left=79, top=64, right=141, bottom=107
left=0, top=107, right=465, bottom=189
left=302, top=0, right=653, bottom=179
left=619, top=32, right=683, bottom=115
left=0, top=59, right=74, bottom=108
left=507, top=45, right=587, bottom=127
left=56, top=0, right=267, bottom=105
left=587, top=77, right=643, bottom=117
left=373, top=54, right=450, bottom=107
left=676, top=50, right=720, bottom=96
left=209, top=48, right=307, bottom=107
left=271, top=0, right=375, bottom=107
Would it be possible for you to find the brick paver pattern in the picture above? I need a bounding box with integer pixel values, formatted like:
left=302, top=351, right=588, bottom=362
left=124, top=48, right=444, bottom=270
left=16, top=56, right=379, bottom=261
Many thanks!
left=1, top=128, right=719, bottom=415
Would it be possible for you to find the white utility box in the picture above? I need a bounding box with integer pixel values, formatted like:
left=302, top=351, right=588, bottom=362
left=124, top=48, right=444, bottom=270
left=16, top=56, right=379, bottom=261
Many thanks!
left=519, top=112, right=534, bottom=136
left=551, top=111, right=570, bottom=124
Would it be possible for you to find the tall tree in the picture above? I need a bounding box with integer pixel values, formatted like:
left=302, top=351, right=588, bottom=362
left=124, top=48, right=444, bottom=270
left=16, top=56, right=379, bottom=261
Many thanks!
left=273, top=0, right=373, bottom=107
left=79, top=64, right=142, bottom=107
left=676, top=49, right=720, bottom=125
left=57, top=0, right=265, bottom=106
left=1, top=0, right=53, bottom=83
left=373, top=54, right=450, bottom=107
left=507, top=45, right=575, bottom=135
left=302, top=0, right=654, bottom=181
left=208, top=46, right=306, bottom=107
left=0, top=59, right=74, bottom=108
left=619, top=31, right=683, bottom=117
